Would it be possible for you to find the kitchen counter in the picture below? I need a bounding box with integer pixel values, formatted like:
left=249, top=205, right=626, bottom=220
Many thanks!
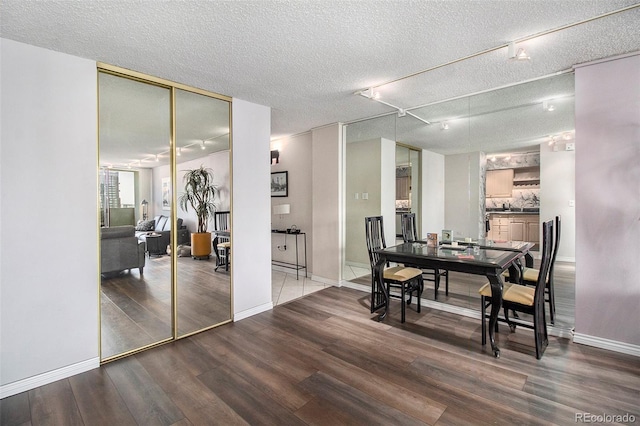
left=487, top=210, right=539, bottom=215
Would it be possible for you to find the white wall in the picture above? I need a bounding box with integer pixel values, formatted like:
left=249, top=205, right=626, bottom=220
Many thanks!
left=231, top=98, right=273, bottom=320
left=1, top=39, right=99, bottom=394
left=270, top=133, right=313, bottom=273
left=345, top=139, right=381, bottom=266
left=422, top=150, right=445, bottom=238
left=311, top=124, right=342, bottom=284
left=574, top=53, right=640, bottom=348
left=540, top=142, right=576, bottom=261
left=444, top=152, right=482, bottom=239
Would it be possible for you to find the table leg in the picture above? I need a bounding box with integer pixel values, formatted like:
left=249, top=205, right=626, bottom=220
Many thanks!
left=486, top=272, right=503, bottom=358
left=524, top=251, right=534, bottom=268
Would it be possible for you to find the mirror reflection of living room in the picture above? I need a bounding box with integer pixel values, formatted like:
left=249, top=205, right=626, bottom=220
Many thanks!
left=98, top=71, right=232, bottom=360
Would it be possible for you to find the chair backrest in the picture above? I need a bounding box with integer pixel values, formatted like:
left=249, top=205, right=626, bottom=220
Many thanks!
left=548, top=215, right=561, bottom=281
left=364, top=216, right=386, bottom=271
left=214, top=211, right=230, bottom=231
left=534, top=219, right=554, bottom=306
left=401, top=213, right=418, bottom=243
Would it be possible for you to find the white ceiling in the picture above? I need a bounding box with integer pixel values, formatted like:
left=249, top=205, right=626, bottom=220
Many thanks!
left=2, top=1, right=639, bottom=156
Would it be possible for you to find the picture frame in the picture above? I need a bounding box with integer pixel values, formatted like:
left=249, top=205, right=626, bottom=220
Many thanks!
left=161, top=177, right=171, bottom=210
left=271, top=171, right=288, bottom=197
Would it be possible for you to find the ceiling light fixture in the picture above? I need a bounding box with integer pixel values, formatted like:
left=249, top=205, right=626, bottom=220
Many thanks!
left=155, top=154, right=159, bottom=162
left=201, top=141, right=206, bottom=150
left=177, top=147, right=181, bottom=156
left=507, top=42, right=530, bottom=61
left=360, top=87, right=381, bottom=100
left=441, top=122, right=449, bottom=130
left=542, top=100, right=555, bottom=112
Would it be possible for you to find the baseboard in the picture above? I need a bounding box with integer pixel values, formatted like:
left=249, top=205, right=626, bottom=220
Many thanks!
left=339, top=281, right=368, bottom=291
left=271, top=264, right=311, bottom=277
left=345, top=261, right=370, bottom=270
left=234, top=301, right=273, bottom=321
left=0, top=357, right=100, bottom=399
left=573, top=332, right=640, bottom=357
left=310, top=274, right=339, bottom=286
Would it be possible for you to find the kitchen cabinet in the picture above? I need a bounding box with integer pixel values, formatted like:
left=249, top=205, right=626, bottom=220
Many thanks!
left=509, top=219, right=526, bottom=241
left=488, top=214, right=539, bottom=243
left=488, top=215, right=511, bottom=241
left=513, top=166, right=540, bottom=189
left=396, top=176, right=410, bottom=200
left=486, top=169, right=514, bottom=198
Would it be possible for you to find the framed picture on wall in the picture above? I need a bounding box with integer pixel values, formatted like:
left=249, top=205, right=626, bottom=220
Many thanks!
left=162, top=177, right=171, bottom=210
left=271, top=171, right=288, bottom=197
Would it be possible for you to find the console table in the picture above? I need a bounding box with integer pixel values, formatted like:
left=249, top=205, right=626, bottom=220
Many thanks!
left=271, top=230, right=307, bottom=280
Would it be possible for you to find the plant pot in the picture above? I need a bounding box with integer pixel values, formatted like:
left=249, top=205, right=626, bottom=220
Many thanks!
left=191, top=232, right=212, bottom=259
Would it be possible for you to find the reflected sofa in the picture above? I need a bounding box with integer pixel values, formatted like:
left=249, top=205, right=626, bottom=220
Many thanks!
left=101, top=225, right=146, bottom=275
left=135, top=215, right=187, bottom=255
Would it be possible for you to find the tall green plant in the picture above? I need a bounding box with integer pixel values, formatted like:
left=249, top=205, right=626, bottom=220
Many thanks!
left=178, top=166, right=218, bottom=233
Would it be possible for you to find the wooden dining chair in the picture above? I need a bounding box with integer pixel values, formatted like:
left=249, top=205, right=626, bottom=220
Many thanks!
left=479, top=219, right=553, bottom=359
left=365, top=216, right=423, bottom=323
left=401, top=213, right=449, bottom=300
left=214, top=211, right=231, bottom=271
left=503, top=215, right=560, bottom=324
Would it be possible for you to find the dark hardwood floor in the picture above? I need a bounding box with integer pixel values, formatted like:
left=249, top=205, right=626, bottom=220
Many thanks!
left=101, top=254, right=231, bottom=359
left=2, top=286, right=638, bottom=425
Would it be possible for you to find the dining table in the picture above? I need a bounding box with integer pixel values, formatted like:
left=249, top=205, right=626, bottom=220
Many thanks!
left=373, top=241, right=534, bottom=358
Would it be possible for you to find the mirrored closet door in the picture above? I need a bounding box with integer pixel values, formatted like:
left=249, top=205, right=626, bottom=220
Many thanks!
left=98, top=66, right=232, bottom=361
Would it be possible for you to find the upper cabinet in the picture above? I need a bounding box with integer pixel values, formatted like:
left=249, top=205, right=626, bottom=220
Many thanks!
left=486, top=169, right=514, bottom=198
left=513, top=166, right=540, bottom=189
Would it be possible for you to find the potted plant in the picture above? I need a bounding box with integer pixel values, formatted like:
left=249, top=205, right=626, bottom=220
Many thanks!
left=178, top=165, right=218, bottom=259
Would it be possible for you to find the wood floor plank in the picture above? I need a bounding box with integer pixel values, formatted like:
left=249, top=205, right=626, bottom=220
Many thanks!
left=197, top=365, right=307, bottom=426
left=0, top=391, right=31, bottom=426
left=297, top=371, right=427, bottom=425
left=254, top=326, right=446, bottom=425
left=68, top=368, right=137, bottom=426
left=28, top=380, right=84, bottom=426
left=104, top=356, right=185, bottom=425
left=134, top=343, right=249, bottom=426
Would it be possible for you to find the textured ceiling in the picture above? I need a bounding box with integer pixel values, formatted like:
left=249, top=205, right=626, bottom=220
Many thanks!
left=2, top=0, right=639, bottom=153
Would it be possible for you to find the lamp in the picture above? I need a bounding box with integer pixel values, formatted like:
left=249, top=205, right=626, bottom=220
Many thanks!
left=141, top=199, right=148, bottom=220
left=271, top=149, right=280, bottom=164
left=272, top=204, right=290, bottom=215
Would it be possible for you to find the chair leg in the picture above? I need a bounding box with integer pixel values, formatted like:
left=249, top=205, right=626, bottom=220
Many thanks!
left=444, top=270, right=449, bottom=296
left=547, top=281, right=556, bottom=325
left=434, top=272, right=440, bottom=300
left=416, top=277, right=422, bottom=313
left=401, top=283, right=406, bottom=323
left=481, top=295, right=487, bottom=345
left=504, top=307, right=516, bottom=332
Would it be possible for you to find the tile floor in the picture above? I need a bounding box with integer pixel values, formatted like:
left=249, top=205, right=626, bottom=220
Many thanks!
left=271, top=269, right=333, bottom=306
